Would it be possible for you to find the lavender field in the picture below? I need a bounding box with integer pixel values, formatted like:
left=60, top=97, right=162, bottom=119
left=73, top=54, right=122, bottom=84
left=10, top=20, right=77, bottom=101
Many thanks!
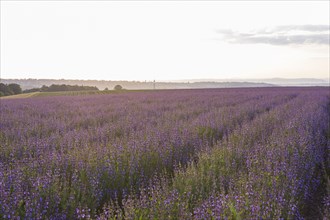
left=0, top=88, right=329, bottom=219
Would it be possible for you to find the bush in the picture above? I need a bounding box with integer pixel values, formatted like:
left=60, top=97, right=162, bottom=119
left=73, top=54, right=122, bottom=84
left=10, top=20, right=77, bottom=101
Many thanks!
left=114, top=85, right=123, bottom=91
left=23, top=88, right=41, bottom=93
left=8, top=83, right=22, bottom=94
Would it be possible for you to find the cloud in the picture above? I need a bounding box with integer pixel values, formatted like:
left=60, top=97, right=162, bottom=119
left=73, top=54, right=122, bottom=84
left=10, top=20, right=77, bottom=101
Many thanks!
left=217, top=25, right=329, bottom=45
left=272, top=25, right=329, bottom=32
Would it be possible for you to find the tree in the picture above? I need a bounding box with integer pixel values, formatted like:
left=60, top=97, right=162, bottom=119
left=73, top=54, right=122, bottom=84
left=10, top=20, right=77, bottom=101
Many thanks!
left=114, top=85, right=123, bottom=91
left=0, top=83, right=14, bottom=96
left=104, top=87, right=109, bottom=91
left=8, top=83, right=22, bottom=95
left=41, top=85, right=49, bottom=92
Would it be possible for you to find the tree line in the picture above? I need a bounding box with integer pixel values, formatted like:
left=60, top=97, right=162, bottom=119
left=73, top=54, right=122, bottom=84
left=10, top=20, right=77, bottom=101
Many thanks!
left=23, top=84, right=99, bottom=93
left=0, top=83, right=100, bottom=97
left=38, top=84, right=99, bottom=92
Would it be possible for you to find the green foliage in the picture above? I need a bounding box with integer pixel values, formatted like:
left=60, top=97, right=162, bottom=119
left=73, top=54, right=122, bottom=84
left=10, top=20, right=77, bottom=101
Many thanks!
left=23, top=88, right=41, bottom=93
left=114, top=85, right=123, bottom=90
left=0, top=83, right=15, bottom=96
left=0, top=83, right=22, bottom=96
left=40, top=84, right=99, bottom=92
left=8, top=83, right=22, bottom=94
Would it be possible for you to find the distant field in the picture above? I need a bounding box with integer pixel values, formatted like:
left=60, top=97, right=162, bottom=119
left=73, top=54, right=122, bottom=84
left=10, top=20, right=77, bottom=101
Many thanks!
left=0, top=88, right=329, bottom=219
left=0, top=89, right=146, bottom=99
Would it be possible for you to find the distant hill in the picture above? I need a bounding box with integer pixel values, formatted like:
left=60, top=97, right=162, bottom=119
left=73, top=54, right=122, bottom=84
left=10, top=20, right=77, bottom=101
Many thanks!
left=248, top=78, right=329, bottom=86
left=0, top=79, right=274, bottom=90
left=169, top=78, right=329, bottom=86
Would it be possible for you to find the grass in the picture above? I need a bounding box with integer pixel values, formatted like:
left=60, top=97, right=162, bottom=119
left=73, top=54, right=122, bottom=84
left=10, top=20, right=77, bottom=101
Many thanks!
left=0, top=89, right=151, bottom=99
left=0, top=92, right=40, bottom=99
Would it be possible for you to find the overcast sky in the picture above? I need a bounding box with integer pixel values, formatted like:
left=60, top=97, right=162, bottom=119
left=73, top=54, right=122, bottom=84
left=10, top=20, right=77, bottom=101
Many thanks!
left=1, top=1, right=329, bottom=81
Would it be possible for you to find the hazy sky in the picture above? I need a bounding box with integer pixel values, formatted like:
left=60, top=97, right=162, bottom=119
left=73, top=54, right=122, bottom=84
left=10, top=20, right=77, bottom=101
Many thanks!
left=1, top=1, right=329, bottom=81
